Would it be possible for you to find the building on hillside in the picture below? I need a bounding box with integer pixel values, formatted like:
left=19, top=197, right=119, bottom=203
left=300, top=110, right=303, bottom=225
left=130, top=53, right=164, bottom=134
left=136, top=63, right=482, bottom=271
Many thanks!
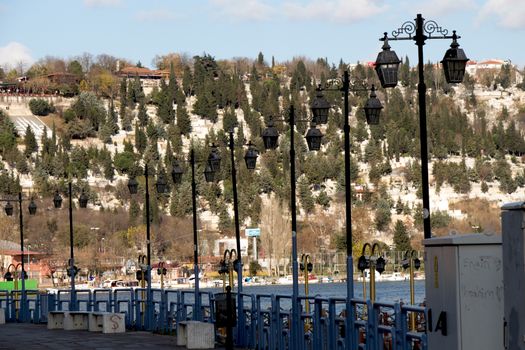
left=213, top=237, right=248, bottom=257
left=117, top=66, right=170, bottom=95
left=47, top=72, right=80, bottom=85
left=0, top=240, right=50, bottom=282
left=466, top=59, right=513, bottom=76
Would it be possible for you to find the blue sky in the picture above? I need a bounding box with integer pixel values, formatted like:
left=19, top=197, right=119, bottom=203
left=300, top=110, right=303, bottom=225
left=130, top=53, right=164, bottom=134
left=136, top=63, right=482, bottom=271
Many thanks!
left=0, top=0, right=524, bottom=71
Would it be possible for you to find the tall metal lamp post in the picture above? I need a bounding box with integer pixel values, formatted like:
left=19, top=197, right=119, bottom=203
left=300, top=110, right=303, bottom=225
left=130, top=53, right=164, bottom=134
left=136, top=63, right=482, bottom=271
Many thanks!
left=228, top=129, right=258, bottom=345
left=374, top=14, right=468, bottom=240
left=261, top=105, right=323, bottom=350
left=53, top=183, right=88, bottom=311
left=311, top=73, right=383, bottom=349
left=127, top=165, right=168, bottom=329
left=2, top=192, right=37, bottom=321
left=167, top=147, right=216, bottom=322
left=171, top=138, right=257, bottom=330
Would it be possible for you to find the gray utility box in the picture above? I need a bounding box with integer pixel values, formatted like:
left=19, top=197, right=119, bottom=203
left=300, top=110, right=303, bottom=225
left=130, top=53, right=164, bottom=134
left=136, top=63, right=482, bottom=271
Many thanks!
left=501, top=202, right=525, bottom=350
left=424, top=233, right=503, bottom=350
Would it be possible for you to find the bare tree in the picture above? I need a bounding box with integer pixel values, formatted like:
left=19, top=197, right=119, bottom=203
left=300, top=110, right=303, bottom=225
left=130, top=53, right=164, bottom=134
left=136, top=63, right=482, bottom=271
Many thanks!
left=260, top=194, right=291, bottom=276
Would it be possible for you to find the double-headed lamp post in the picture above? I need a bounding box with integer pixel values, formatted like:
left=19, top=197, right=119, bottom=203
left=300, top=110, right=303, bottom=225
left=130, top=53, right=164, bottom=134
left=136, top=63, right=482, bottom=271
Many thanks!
left=127, top=164, right=168, bottom=329
left=374, top=14, right=468, bottom=240
left=53, top=183, right=89, bottom=311
left=310, top=73, right=383, bottom=349
left=169, top=140, right=257, bottom=327
left=2, top=192, right=37, bottom=321
left=261, top=105, right=323, bottom=350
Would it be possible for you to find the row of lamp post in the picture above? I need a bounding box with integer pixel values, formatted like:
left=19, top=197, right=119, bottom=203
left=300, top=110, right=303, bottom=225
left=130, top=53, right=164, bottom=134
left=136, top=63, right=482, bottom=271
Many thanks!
left=258, top=13, right=468, bottom=349
left=0, top=11, right=467, bottom=341
left=1, top=181, right=87, bottom=319
left=260, top=77, right=383, bottom=348
left=127, top=133, right=257, bottom=336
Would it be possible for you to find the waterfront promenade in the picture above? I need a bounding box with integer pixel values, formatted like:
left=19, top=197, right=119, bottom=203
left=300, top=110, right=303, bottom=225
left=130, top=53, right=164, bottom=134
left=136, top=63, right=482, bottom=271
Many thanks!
left=0, top=323, right=232, bottom=350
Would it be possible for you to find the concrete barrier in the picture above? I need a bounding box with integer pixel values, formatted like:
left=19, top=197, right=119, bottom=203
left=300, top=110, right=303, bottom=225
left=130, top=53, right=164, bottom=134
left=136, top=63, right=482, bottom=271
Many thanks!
left=47, top=311, right=66, bottom=329
left=63, top=311, right=90, bottom=331
left=177, top=321, right=215, bottom=349
left=88, top=312, right=126, bottom=333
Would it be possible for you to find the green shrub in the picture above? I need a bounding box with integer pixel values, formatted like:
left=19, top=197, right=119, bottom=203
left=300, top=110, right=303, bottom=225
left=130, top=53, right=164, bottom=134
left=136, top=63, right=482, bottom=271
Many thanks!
left=29, top=98, right=55, bottom=116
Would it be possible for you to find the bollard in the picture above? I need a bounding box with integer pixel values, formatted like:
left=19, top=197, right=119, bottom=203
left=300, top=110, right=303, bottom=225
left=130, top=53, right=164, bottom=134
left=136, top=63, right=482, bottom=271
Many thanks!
left=402, top=250, right=421, bottom=331
left=300, top=254, right=313, bottom=331
left=226, top=286, right=234, bottom=350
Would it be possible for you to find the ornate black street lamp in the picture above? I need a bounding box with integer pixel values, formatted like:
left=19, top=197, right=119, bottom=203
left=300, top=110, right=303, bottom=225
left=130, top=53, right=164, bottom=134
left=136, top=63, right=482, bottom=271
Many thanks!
left=2, top=191, right=36, bottom=321
left=244, top=142, right=258, bottom=170
left=311, top=73, right=383, bottom=350
left=171, top=139, right=256, bottom=327
left=261, top=104, right=321, bottom=350
left=53, top=183, right=88, bottom=311
left=126, top=164, right=167, bottom=329
left=375, top=14, right=468, bottom=240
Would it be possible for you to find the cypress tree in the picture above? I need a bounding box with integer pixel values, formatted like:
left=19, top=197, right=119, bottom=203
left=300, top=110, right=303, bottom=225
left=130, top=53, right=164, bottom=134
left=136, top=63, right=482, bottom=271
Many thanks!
left=101, top=146, right=114, bottom=181
left=134, top=123, right=147, bottom=153
left=50, top=122, right=57, bottom=156
left=182, top=65, right=193, bottom=97
left=222, top=107, right=238, bottom=132
left=98, top=120, right=113, bottom=144
left=119, top=78, right=127, bottom=108
left=137, top=99, right=148, bottom=126
left=108, top=99, right=119, bottom=134
left=127, top=78, right=135, bottom=108
left=176, top=104, right=191, bottom=135
left=120, top=104, right=132, bottom=131
left=393, top=220, right=411, bottom=252
left=23, top=125, right=38, bottom=156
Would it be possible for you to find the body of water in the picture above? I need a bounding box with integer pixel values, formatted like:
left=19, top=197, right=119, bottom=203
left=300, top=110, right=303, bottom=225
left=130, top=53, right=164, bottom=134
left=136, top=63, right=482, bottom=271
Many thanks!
left=201, top=280, right=426, bottom=304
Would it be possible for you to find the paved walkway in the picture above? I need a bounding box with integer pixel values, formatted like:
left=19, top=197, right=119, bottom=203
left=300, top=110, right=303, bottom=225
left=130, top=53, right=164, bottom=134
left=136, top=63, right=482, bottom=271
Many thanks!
left=0, top=323, right=231, bottom=350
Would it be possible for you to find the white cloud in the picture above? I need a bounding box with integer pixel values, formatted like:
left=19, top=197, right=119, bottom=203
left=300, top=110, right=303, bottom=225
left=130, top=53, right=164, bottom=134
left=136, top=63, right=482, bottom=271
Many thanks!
left=0, top=42, right=34, bottom=70
left=415, top=0, right=476, bottom=17
left=84, top=0, right=122, bottom=7
left=478, top=0, right=525, bottom=29
left=282, top=0, right=387, bottom=22
left=135, top=10, right=179, bottom=22
left=209, top=0, right=275, bottom=21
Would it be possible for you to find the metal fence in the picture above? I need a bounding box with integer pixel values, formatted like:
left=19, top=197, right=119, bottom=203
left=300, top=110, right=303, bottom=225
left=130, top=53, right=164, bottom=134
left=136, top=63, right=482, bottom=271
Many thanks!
left=0, top=288, right=426, bottom=350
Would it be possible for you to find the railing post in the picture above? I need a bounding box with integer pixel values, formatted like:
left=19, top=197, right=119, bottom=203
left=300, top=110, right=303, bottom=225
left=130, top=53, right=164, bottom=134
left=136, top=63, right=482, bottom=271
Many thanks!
left=394, top=302, right=405, bottom=350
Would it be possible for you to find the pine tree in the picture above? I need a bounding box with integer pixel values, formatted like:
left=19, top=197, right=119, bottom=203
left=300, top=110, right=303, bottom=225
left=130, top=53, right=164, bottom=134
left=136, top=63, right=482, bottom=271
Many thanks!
left=393, top=220, right=411, bottom=252
left=222, top=107, right=238, bottom=132
left=176, top=104, right=191, bottom=135
left=168, top=62, right=177, bottom=104
left=127, top=78, right=135, bottom=108
left=298, top=177, right=315, bottom=215
left=50, top=123, right=57, bottom=156
left=108, top=99, right=119, bottom=134
left=119, top=78, right=127, bottom=109
left=157, top=79, right=174, bottom=124
left=257, top=52, right=265, bottom=66
left=134, top=123, right=147, bottom=153
left=40, top=126, right=49, bottom=156
left=182, top=65, right=193, bottom=97
left=120, top=105, right=132, bottom=131
left=98, top=121, right=113, bottom=144
left=101, top=146, right=114, bottom=181
left=374, top=199, right=392, bottom=231
left=23, top=125, right=38, bottom=156
left=137, top=99, right=148, bottom=126
left=129, top=198, right=140, bottom=224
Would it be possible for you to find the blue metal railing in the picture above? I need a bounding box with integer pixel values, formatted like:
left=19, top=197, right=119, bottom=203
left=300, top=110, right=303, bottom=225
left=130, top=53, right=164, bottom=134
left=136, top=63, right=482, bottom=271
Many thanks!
left=0, top=288, right=427, bottom=350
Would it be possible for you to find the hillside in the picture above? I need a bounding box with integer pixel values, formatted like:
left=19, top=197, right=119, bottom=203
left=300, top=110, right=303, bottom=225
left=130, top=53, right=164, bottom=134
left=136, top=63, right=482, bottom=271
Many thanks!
left=0, top=54, right=524, bottom=272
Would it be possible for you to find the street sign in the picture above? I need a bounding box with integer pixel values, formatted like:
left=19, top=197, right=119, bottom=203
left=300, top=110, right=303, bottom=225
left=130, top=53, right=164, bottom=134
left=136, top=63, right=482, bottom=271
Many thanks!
left=245, top=228, right=261, bottom=237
